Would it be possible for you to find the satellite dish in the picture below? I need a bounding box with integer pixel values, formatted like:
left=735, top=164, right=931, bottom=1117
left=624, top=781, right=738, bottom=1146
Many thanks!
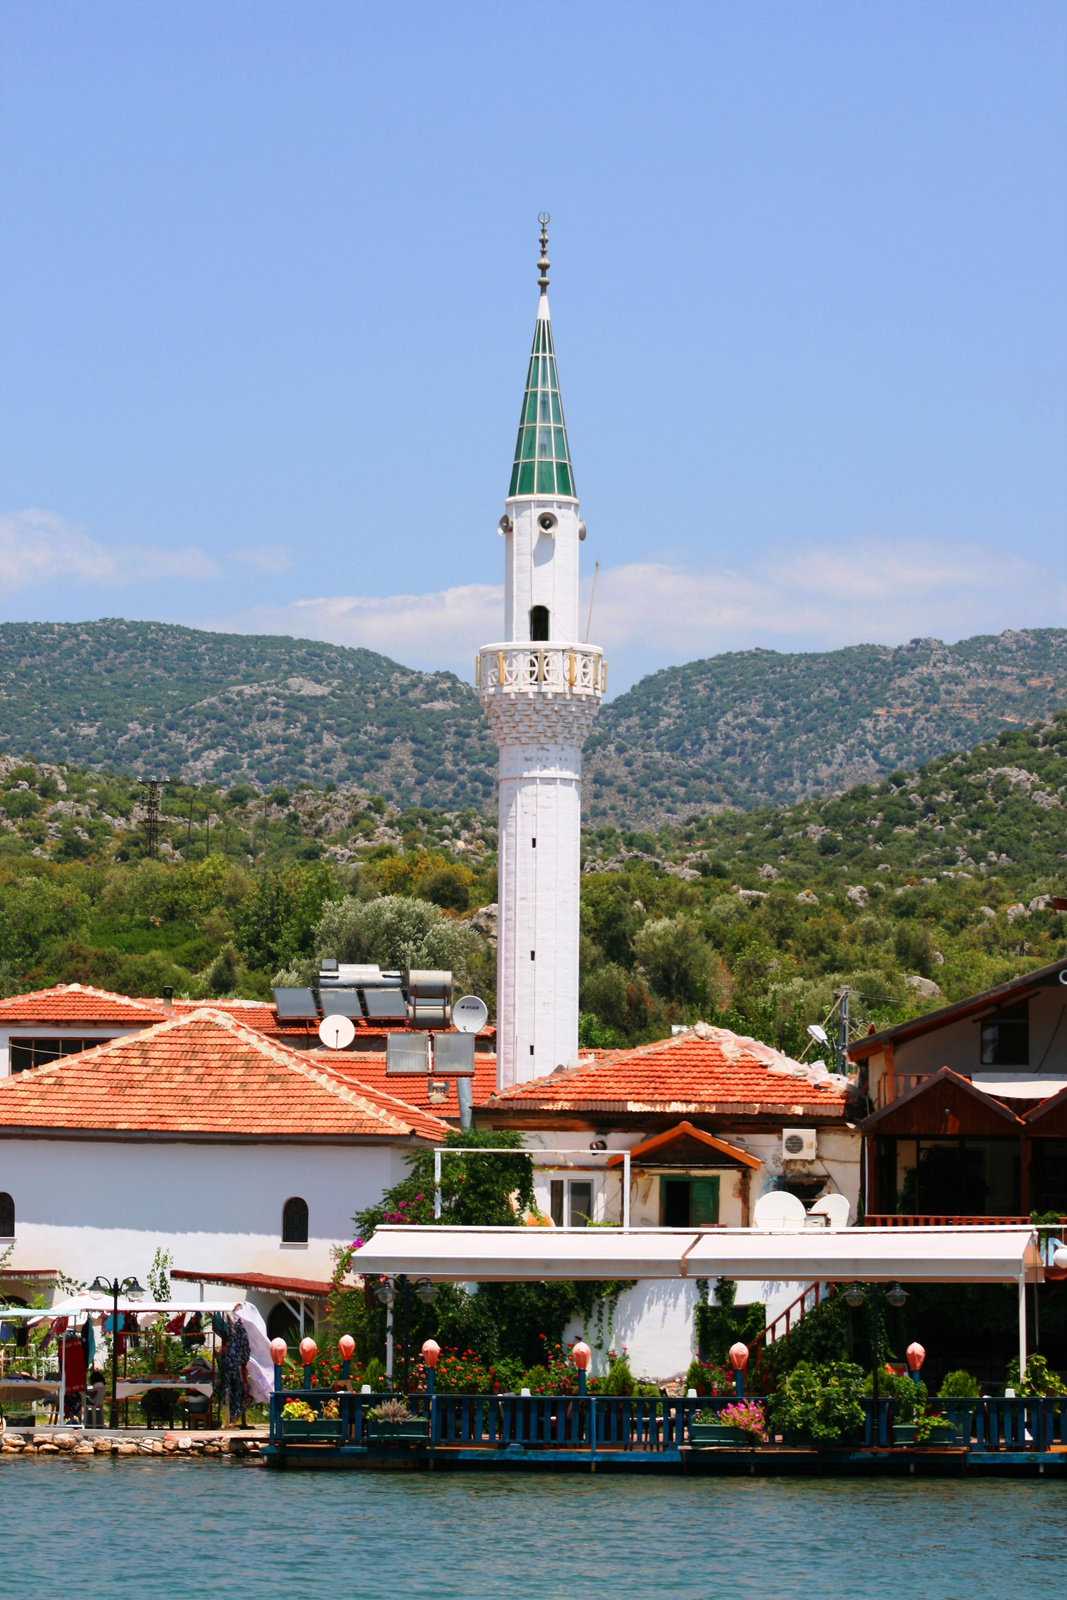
left=807, top=1023, right=829, bottom=1045
left=453, top=995, right=489, bottom=1035
left=809, top=1193, right=852, bottom=1230
left=318, top=1014, right=356, bottom=1050
left=753, top=1191, right=807, bottom=1232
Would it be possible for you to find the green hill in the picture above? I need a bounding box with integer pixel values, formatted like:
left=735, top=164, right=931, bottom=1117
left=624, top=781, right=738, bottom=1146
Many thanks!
left=2, top=622, right=1066, bottom=820
left=0, top=619, right=496, bottom=811
left=586, top=628, right=1067, bottom=820
left=578, top=713, right=1067, bottom=1050
left=0, top=713, right=1062, bottom=1057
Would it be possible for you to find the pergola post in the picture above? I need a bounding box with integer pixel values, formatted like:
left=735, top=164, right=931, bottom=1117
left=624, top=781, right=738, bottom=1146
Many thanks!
left=1018, top=1269, right=1027, bottom=1383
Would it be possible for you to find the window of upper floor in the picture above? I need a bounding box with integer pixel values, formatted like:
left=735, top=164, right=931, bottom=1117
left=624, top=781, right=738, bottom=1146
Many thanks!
left=980, top=1005, right=1028, bottom=1067
left=282, top=1196, right=309, bottom=1244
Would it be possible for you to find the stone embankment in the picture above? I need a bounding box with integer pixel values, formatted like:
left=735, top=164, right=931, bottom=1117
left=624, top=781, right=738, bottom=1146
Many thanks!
left=1, top=1429, right=267, bottom=1460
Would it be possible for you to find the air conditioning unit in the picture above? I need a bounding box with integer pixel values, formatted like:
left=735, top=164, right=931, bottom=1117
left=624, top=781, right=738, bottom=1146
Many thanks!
left=782, top=1128, right=817, bottom=1161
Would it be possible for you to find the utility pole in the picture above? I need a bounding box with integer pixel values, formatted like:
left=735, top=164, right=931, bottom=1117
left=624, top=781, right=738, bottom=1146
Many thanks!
left=836, top=986, right=850, bottom=1076
left=186, top=796, right=194, bottom=862
left=144, top=781, right=160, bottom=860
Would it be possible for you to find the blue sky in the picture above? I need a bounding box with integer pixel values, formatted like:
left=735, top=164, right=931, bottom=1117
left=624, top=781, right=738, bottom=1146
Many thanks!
left=1, top=0, right=1064, bottom=691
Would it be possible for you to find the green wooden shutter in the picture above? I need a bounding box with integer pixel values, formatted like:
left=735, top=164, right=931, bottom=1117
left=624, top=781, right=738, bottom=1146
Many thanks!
left=691, top=1177, right=720, bottom=1225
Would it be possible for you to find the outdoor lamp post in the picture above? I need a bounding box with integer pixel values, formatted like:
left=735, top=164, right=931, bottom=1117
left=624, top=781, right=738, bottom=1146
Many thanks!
left=843, top=1283, right=908, bottom=1409
left=89, top=1274, right=146, bottom=1429
left=338, top=1334, right=356, bottom=1384
left=572, top=1340, right=591, bottom=1396
left=299, top=1336, right=318, bottom=1391
left=421, top=1339, right=441, bottom=1396
left=270, top=1337, right=287, bottom=1393
left=906, top=1341, right=926, bottom=1386
left=728, top=1342, right=749, bottom=1398
left=375, top=1278, right=396, bottom=1387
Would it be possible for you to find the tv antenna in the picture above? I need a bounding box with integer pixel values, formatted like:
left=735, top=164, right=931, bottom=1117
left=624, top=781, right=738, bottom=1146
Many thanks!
left=584, top=557, right=600, bottom=644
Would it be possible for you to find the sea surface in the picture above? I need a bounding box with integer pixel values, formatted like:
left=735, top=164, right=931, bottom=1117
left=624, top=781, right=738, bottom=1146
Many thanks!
left=3, top=1459, right=1063, bottom=1598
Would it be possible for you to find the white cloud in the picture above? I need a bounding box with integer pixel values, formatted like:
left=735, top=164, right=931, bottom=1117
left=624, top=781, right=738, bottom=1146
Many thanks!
left=233, top=544, right=292, bottom=575
left=0, top=509, right=221, bottom=588
left=219, top=535, right=1066, bottom=689
left=222, top=584, right=505, bottom=674
left=4, top=510, right=1062, bottom=693
left=588, top=537, right=1067, bottom=667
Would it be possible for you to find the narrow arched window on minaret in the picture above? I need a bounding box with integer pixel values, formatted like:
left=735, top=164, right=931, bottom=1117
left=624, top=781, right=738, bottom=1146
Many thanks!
left=477, top=215, right=605, bottom=1090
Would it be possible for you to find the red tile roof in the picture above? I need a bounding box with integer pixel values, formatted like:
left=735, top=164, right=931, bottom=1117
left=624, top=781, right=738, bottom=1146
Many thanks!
left=171, top=1269, right=334, bottom=1297
left=309, top=1050, right=500, bottom=1114
left=0, top=984, right=169, bottom=1026
left=486, top=1026, right=849, bottom=1118
left=0, top=1008, right=451, bottom=1140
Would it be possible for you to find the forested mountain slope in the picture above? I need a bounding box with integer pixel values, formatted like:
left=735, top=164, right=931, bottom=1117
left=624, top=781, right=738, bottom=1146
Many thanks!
left=585, top=628, right=1067, bottom=821
left=0, top=714, right=1062, bottom=1057
left=0, top=619, right=495, bottom=811
left=1, top=621, right=1065, bottom=823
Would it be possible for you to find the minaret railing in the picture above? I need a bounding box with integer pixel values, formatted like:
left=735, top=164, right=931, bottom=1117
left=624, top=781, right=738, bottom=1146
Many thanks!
left=476, top=645, right=605, bottom=697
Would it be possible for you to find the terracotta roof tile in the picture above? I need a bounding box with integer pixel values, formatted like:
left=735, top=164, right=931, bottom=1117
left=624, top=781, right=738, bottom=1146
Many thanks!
left=308, top=1050, right=500, bottom=1114
left=0, top=984, right=169, bottom=1025
left=0, top=1008, right=450, bottom=1140
left=487, top=1026, right=848, bottom=1117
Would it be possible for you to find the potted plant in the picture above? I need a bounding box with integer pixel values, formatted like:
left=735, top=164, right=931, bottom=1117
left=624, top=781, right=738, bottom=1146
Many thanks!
left=281, top=1398, right=343, bottom=1441
left=690, top=1399, right=768, bottom=1447
left=365, top=1397, right=428, bottom=1442
left=893, top=1408, right=956, bottom=1447
left=935, top=1370, right=979, bottom=1441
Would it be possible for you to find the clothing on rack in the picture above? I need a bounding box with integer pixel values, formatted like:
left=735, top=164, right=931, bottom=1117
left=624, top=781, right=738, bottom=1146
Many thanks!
left=222, top=1316, right=250, bottom=1420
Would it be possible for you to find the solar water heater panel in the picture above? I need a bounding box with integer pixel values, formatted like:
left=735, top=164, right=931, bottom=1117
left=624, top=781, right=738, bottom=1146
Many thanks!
left=272, top=987, right=320, bottom=1020
left=320, top=992, right=364, bottom=1019
left=362, top=989, right=410, bottom=1022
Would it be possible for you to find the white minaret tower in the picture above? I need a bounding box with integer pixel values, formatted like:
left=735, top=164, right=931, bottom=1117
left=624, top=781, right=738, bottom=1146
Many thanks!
left=477, top=216, right=605, bottom=1090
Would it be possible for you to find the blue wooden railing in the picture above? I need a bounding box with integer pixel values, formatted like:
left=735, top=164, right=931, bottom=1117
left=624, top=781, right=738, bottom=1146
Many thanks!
left=268, top=1389, right=1067, bottom=1454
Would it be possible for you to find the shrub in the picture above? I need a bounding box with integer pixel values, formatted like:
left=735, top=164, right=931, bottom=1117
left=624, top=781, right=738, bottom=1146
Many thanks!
left=939, top=1369, right=980, bottom=1400
left=684, top=1358, right=732, bottom=1396
left=768, top=1361, right=866, bottom=1444
left=862, top=1368, right=927, bottom=1423
left=1004, top=1354, right=1067, bottom=1397
left=599, top=1353, right=635, bottom=1396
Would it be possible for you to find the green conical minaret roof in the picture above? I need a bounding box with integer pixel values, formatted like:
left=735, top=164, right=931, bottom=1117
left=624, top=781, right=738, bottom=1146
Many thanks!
left=507, top=216, right=576, bottom=500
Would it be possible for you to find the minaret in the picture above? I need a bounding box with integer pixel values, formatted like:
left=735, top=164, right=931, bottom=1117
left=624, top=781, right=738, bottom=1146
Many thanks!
left=477, top=216, right=605, bottom=1090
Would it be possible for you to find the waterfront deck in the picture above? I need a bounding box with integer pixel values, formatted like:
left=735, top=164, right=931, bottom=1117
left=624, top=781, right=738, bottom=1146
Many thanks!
left=264, top=1390, right=1067, bottom=1476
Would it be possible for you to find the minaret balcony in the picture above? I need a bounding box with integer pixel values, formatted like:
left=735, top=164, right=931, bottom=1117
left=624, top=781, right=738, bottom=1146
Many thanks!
left=476, top=642, right=606, bottom=700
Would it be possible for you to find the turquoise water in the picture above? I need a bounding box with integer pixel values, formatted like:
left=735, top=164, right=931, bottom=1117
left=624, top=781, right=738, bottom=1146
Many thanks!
left=2, top=1460, right=1064, bottom=1598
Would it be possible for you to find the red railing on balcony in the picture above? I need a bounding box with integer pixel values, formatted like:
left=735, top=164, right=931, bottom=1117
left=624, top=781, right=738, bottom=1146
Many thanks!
left=864, top=1214, right=1067, bottom=1229
left=749, top=1281, right=833, bottom=1369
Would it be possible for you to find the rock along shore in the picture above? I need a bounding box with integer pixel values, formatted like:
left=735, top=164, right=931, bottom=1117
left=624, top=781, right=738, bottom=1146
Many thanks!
left=0, top=1428, right=267, bottom=1459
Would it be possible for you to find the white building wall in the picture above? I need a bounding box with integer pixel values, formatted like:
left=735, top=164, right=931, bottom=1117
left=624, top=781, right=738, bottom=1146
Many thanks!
left=0, top=1138, right=410, bottom=1290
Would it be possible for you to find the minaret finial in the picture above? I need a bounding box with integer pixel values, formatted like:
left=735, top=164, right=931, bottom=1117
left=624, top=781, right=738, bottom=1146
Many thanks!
left=537, top=212, right=550, bottom=293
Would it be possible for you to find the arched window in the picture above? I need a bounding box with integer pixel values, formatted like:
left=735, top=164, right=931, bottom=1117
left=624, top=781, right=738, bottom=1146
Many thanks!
left=282, top=1196, right=308, bottom=1244
left=529, top=605, right=549, bottom=641
left=266, top=1303, right=300, bottom=1346
left=0, top=1192, right=14, bottom=1238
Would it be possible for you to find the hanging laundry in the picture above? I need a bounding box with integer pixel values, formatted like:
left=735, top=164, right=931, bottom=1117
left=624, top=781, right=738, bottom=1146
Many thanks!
left=222, top=1316, right=251, bottom=1421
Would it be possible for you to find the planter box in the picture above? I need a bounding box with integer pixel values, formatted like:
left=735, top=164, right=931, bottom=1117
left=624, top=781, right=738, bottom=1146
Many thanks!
left=892, top=1423, right=956, bottom=1447
left=366, top=1419, right=428, bottom=1442
left=281, top=1419, right=343, bottom=1441
left=689, top=1423, right=748, bottom=1446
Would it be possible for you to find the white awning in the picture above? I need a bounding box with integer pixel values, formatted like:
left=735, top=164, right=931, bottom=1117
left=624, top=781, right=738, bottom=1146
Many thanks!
left=0, top=1298, right=245, bottom=1319
left=355, top=1225, right=1042, bottom=1284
